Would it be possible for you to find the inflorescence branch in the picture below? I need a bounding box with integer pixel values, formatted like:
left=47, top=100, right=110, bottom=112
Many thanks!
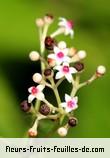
left=20, top=14, right=106, bottom=137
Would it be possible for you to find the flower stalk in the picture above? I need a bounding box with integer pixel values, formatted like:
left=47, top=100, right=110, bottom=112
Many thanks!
left=21, top=14, right=106, bottom=137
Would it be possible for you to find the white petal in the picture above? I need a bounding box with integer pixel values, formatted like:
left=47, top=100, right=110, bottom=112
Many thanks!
left=60, top=102, right=67, bottom=108
left=28, top=87, right=33, bottom=93
left=65, top=94, right=71, bottom=102
left=55, top=72, right=64, bottom=79
left=63, top=48, right=69, bottom=55
left=64, top=28, right=70, bottom=35
left=69, top=67, right=77, bottom=73
left=58, top=21, right=66, bottom=27
left=48, top=54, right=55, bottom=59
left=36, top=92, right=45, bottom=101
left=65, top=73, right=72, bottom=83
left=54, top=46, right=61, bottom=54
left=54, top=65, right=61, bottom=71
left=70, top=29, right=74, bottom=38
left=55, top=58, right=63, bottom=65
left=59, top=17, right=66, bottom=22
left=65, top=107, right=72, bottom=113
left=37, top=85, right=45, bottom=91
left=63, top=56, right=70, bottom=63
left=28, top=94, right=35, bottom=103
left=58, top=17, right=67, bottom=26
left=63, top=62, right=69, bottom=67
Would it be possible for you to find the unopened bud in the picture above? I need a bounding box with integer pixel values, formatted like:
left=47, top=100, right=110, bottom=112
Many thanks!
left=44, top=14, right=54, bottom=24
left=44, top=68, right=53, bottom=78
left=28, top=128, right=37, bottom=137
left=68, top=117, right=78, bottom=127
left=74, top=62, right=84, bottom=72
left=20, top=100, right=31, bottom=112
left=71, top=50, right=86, bottom=62
left=96, top=65, right=106, bottom=77
left=35, top=18, right=44, bottom=27
left=39, top=104, right=50, bottom=116
left=45, top=36, right=56, bottom=50
left=58, top=41, right=67, bottom=49
left=29, top=51, right=40, bottom=61
left=77, top=50, right=86, bottom=59
left=32, top=73, right=42, bottom=83
left=57, top=127, right=68, bottom=137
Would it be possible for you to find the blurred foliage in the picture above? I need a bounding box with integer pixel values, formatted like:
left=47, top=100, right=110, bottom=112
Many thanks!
left=0, top=0, right=110, bottom=137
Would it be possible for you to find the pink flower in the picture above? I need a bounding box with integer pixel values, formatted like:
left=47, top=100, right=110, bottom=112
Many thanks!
left=60, top=94, right=78, bottom=113
left=28, top=85, right=45, bottom=103
left=58, top=17, right=74, bottom=38
left=54, top=62, right=77, bottom=83
left=48, top=45, right=70, bottom=65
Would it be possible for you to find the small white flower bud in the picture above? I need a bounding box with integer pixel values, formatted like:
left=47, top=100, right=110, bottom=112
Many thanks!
left=58, top=41, right=67, bottom=49
left=96, top=65, right=106, bottom=76
left=29, top=51, right=40, bottom=61
left=77, top=50, right=86, bottom=59
left=35, top=18, right=44, bottom=27
left=32, top=73, right=42, bottom=83
left=57, top=127, right=67, bottom=137
left=28, top=128, right=37, bottom=137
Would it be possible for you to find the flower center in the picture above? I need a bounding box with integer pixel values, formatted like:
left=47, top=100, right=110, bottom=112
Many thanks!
left=31, top=87, right=38, bottom=94
left=67, top=100, right=75, bottom=108
left=57, top=52, right=64, bottom=58
left=63, top=66, right=69, bottom=73
left=67, top=20, right=73, bottom=29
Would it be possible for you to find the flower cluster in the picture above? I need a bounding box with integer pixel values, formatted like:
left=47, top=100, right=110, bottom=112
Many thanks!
left=20, top=14, right=106, bottom=137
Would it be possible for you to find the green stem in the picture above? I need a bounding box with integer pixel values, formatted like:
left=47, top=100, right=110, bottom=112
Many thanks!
left=56, top=77, right=65, bottom=88
left=78, top=74, right=97, bottom=90
left=35, top=100, right=41, bottom=112
left=71, top=75, right=80, bottom=97
left=40, top=24, right=49, bottom=72
left=50, top=78, right=61, bottom=108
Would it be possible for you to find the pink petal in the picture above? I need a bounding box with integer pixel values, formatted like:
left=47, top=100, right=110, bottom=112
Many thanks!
left=65, top=103, right=78, bottom=112
left=73, top=96, right=78, bottom=104
left=72, top=104, right=78, bottom=110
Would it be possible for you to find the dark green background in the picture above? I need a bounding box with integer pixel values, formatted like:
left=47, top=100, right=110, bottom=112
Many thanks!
left=0, top=0, right=110, bottom=137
